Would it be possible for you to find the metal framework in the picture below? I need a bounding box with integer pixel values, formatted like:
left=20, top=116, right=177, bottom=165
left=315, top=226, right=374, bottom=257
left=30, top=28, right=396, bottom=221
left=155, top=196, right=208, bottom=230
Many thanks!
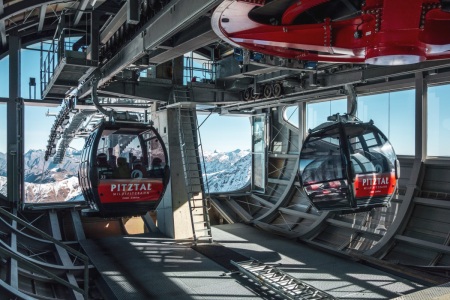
left=2, top=0, right=450, bottom=298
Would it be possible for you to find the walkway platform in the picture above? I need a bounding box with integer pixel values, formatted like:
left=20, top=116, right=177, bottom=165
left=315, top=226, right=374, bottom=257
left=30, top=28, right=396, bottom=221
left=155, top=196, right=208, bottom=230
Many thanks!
left=211, top=224, right=429, bottom=299
left=80, top=223, right=442, bottom=299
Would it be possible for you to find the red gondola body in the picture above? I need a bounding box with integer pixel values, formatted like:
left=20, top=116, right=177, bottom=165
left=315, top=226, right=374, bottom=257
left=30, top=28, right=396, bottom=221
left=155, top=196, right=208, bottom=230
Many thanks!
left=212, top=0, right=450, bottom=65
left=78, top=121, right=169, bottom=218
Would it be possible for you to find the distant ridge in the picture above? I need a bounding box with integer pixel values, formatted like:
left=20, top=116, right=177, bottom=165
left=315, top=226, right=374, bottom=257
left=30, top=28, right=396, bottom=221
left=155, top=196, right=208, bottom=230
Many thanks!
left=0, top=149, right=252, bottom=202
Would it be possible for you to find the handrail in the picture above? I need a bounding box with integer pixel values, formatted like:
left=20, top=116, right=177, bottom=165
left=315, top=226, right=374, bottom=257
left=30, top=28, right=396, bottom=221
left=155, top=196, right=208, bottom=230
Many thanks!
left=0, top=207, right=89, bottom=299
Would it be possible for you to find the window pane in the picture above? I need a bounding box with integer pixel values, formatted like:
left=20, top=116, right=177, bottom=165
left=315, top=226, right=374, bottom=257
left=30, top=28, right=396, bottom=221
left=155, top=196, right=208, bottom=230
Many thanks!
left=0, top=57, right=8, bottom=97
left=428, top=84, right=450, bottom=157
left=357, top=93, right=389, bottom=135
left=358, top=90, right=415, bottom=156
left=306, top=98, right=346, bottom=131
left=284, top=105, right=299, bottom=128
left=24, top=106, right=82, bottom=203
left=197, top=114, right=251, bottom=193
left=389, top=90, right=415, bottom=155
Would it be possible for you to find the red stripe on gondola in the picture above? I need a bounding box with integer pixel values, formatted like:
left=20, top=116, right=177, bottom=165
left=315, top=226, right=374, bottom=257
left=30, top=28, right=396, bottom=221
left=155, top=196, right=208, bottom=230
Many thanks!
left=354, top=172, right=397, bottom=199
left=97, top=179, right=164, bottom=204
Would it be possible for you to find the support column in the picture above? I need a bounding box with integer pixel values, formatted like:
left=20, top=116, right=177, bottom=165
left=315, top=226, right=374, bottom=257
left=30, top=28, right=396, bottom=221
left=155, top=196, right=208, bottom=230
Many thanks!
left=6, top=33, right=21, bottom=290
left=7, top=34, right=23, bottom=207
left=153, top=108, right=194, bottom=239
left=415, top=72, right=427, bottom=160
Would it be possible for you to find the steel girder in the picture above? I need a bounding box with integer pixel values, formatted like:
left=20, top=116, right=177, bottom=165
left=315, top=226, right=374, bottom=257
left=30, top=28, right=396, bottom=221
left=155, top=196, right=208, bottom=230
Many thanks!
left=78, top=0, right=223, bottom=99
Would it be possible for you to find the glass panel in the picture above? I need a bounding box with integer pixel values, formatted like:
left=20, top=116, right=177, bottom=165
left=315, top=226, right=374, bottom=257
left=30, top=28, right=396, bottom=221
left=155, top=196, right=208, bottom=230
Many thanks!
left=428, top=84, right=450, bottom=157
left=144, top=131, right=166, bottom=178
left=300, top=135, right=344, bottom=184
left=358, top=90, right=414, bottom=155
left=24, top=105, right=83, bottom=203
left=96, top=128, right=167, bottom=180
left=252, top=115, right=266, bottom=193
left=197, top=113, right=251, bottom=193
left=306, top=98, right=346, bottom=130
left=95, top=127, right=166, bottom=204
left=0, top=57, right=8, bottom=97
left=21, top=49, right=41, bottom=99
left=389, top=90, right=414, bottom=155
left=357, top=94, right=389, bottom=134
left=283, top=105, right=299, bottom=128
left=300, top=132, right=349, bottom=206
left=97, top=132, right=140, bottom=179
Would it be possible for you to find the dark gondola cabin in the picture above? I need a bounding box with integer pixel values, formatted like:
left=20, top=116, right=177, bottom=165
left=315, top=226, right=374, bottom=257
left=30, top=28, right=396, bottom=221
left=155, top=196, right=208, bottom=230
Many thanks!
left=79, top=121, right=169, bottom=217
left=299, top=120, right=399, bottom=212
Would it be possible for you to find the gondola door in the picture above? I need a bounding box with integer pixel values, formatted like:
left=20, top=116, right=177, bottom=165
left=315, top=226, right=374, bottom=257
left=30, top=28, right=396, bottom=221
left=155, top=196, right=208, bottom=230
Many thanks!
left=299, top=120, right=398, bottom=212
left=251, top=115, right=268, bottom=193
left=300, top=124, right=352, bottom=210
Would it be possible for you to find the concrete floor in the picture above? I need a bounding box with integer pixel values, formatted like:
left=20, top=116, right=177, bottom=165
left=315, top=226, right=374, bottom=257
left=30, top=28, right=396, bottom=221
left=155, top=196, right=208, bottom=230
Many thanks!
left=211, top=223, right=424, bottom=299
left=82, top=223, right=429, bottom=299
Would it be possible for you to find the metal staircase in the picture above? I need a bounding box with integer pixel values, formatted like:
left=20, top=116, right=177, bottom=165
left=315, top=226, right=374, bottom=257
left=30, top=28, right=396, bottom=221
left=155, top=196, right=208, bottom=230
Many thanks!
left=172, top=86, right=192, bottom=103
left=176, top=106, right=213, bottom=245
left=231, top=259, right=336, bottom=300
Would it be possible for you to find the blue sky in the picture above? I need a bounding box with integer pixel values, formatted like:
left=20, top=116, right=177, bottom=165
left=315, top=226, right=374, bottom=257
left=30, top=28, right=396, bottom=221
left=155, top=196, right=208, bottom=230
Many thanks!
left=0, top=48, right=252, bottom=154
left=198, top=114, right=251, bottom=152
left=1, top=47, right=450, bottom=157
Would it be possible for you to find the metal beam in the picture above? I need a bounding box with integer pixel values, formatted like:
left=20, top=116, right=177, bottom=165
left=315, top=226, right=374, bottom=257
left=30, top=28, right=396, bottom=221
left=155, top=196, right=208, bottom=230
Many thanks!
left=37, top=3, right=47, bottom=33
left=74, top=0, right=90, bottom=27
left=99, top=2, right=127, bottom=45
left=93, top=79, right=241, bottom=104
left=79, top=0, right=223, bottom=98
left=322, top=60, right=450, bottom=88
left=0, top=0, right=61, bottom=23
left=148, top=17, right=219, bottom=64
left=415, top=72, right=427, bottom=160
left=48, top=212, right=84, bottom=300
left=96, top=79, right=172, bottom=101
left=6, top=34, right=21, bottom=290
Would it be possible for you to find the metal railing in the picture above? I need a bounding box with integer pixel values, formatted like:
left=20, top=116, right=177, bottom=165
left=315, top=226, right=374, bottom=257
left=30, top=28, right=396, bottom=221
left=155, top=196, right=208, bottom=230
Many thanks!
left=40, top=27, right=89, bottom=97
left=183, top=53, right=216, bottom=84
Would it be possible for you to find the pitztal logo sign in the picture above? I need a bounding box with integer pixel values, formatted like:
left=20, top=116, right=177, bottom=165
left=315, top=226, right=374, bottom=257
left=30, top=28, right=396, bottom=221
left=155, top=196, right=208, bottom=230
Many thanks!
left=361, top=177, right=389, bottom=186
left=111, top=183, right=152, bottom=192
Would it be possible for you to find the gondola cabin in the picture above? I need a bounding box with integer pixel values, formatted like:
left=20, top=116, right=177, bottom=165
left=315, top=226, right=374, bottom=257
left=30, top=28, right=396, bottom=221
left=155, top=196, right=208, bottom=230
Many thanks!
left=79, top=121, right=169, bottom=218
left=299, top=120, right=399, bottom=212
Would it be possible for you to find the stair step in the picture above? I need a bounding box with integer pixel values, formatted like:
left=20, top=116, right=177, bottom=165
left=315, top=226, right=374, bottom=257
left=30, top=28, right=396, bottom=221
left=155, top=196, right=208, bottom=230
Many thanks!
left=231, top=259, right=336, bottom=299
left=196, top=234, right=213, bottom=239
left=194, top=220, right=208, bottom=225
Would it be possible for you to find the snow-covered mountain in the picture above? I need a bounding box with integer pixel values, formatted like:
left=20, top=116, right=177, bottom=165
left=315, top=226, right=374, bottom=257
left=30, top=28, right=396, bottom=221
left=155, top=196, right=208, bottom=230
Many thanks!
left=202, top=149, right=251, bottom=193
left=0, top=152, right=6, bottom=177
left=23, top=149, right=80, bottom=183
left=0, top=176, right=6, bottom=198
left=0, top=149, right=81, bottom=202
left=0, top=148, right=251, bottom=202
